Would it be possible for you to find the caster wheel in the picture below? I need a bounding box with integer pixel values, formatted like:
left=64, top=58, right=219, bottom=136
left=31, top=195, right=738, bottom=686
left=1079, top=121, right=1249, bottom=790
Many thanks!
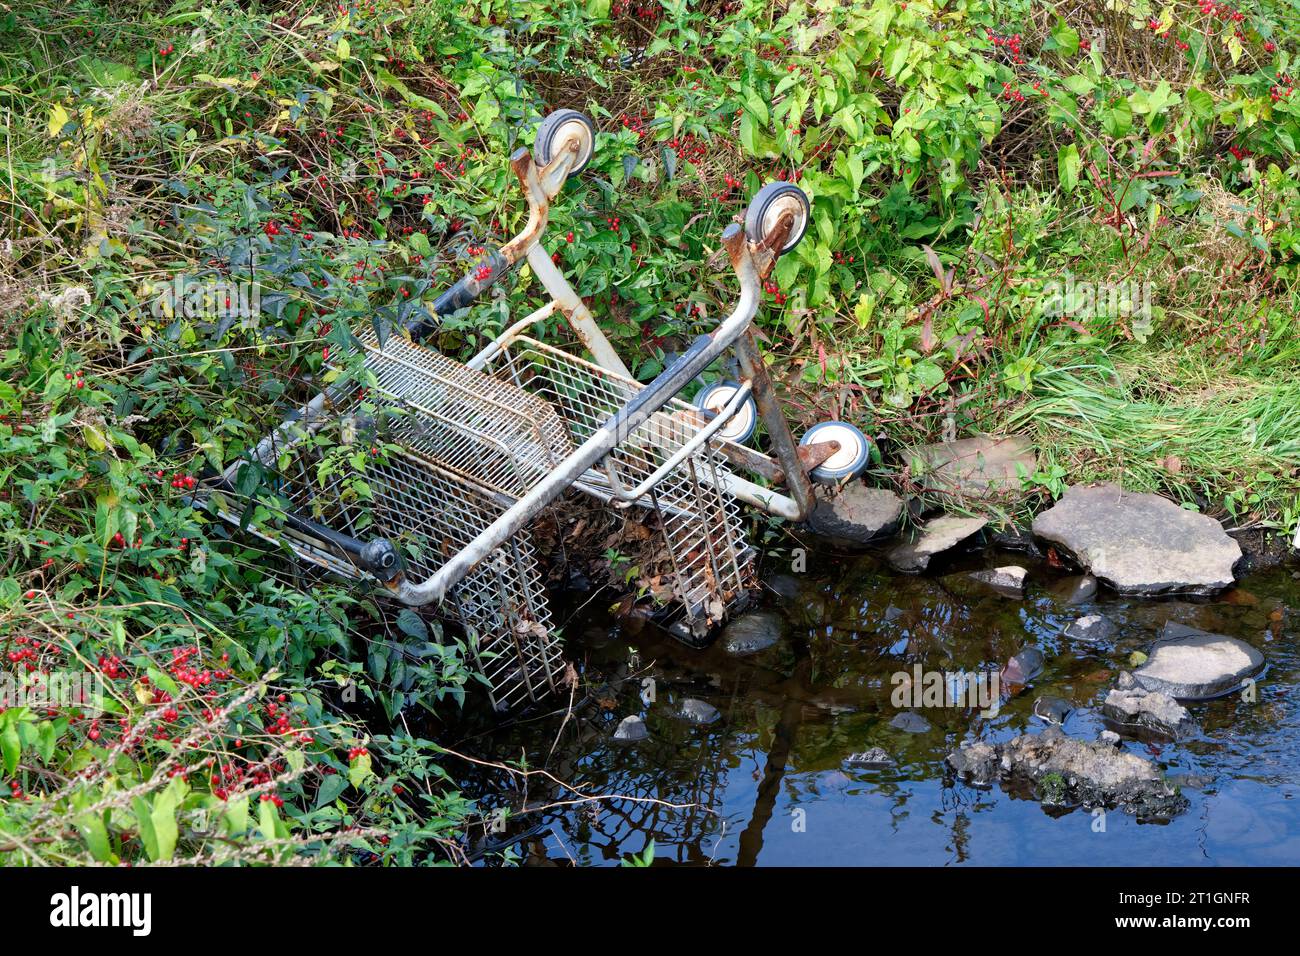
left=800, top=421, right=871, bottom=482
left=695, top=380, right=758, bottom=444
left=534, top=109, right=596, bottom=176
left=744, top=181, right=810, bottom=254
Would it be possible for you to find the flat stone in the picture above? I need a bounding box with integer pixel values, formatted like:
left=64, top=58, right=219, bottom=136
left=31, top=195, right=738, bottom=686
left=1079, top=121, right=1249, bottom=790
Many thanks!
left=887, top=515, right=987, bottom=572
left=1051, top=574, right=1098, bottom=605
left=1132, top=622, right=1265, bottom=700
left=677, top=698, right=721, bottom=725
left=902, top=435, right=1036, bottom=501
left=846, top=747, right=894, bottom=769
left=1064, top=613, right=1113, bottom=643
left=947, top=726, right=1186, bottom=817
left=721, top=611, right=785, bottom=656
left=969, top=565, right=1027, bottom=596
left=889, top=711, right=932, bottom=733
left=807, top=484, right=904, bottom=544
left=613, top=715, right=649, bottom=742
left=1102, top=680, right=1198, bottom=739
left=1032, top=484, right=1241, bottom=595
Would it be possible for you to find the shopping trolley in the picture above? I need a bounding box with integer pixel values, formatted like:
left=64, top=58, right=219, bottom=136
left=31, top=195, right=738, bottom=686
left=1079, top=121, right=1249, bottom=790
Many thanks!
left=204, top=110, right=872, bottom=710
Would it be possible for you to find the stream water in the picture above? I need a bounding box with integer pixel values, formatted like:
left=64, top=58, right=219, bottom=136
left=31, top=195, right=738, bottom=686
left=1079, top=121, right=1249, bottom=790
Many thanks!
left=454, top=543, right=1299, bottom=866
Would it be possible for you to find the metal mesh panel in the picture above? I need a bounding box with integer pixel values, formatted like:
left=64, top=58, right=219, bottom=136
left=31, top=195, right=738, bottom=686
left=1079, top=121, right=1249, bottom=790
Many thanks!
left=483, top=335, right=754, bottom=627
left=219, top=423, right=563, bottom=711
left=346, top=330, right=574, bottom=498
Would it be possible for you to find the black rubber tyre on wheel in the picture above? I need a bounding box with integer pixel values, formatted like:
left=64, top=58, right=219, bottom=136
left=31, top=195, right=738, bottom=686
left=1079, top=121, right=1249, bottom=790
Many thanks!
left=743, top=181, right=810, bottom=254
left=534, top=109, right=596, bottom=176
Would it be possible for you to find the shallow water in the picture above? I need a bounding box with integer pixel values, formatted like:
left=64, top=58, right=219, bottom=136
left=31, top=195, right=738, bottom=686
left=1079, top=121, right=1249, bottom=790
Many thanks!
left=456, top=544, right=1299, bottom=866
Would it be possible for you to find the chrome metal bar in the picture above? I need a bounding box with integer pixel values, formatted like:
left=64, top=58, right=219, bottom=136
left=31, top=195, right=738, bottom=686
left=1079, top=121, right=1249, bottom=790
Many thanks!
left=525, top=243, right=631, bottom=377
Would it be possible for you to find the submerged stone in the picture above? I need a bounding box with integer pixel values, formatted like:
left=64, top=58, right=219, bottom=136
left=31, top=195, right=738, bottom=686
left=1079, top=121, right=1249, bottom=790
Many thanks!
left=969, top=565, right=1028, bottom=596
left=1002, top=646, right=1045, bottom=685
left=1032, top=484, right=1241, bottom=595
left=1064, top=613, right=1113, bottom=643
left=1051, top=574, right=1098, bottom=605
left=721, top=611, right=785, bottom=656
left=1032, top=696, right=1074, bottom=725
left=889, top=711, right=932, bottom=734
left=1132, top=622, right=1265, bottom=700
left=887, top=515, right=987, bottom=572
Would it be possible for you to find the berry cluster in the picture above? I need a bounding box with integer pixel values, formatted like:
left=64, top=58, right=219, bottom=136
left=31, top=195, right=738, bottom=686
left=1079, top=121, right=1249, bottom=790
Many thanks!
left=63, top=369, right=86, bottom=390
left=669, top=133, right=708, bottom=163
left=987, top=30, right=1026, bottom=65
left=619, top=110, right=651, bottom=140
left=711, top=172, right=743, bottom=200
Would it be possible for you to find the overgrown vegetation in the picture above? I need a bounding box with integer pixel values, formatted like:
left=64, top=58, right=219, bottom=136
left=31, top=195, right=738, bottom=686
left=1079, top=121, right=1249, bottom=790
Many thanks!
left=2, top=0, right=1298, bottom=864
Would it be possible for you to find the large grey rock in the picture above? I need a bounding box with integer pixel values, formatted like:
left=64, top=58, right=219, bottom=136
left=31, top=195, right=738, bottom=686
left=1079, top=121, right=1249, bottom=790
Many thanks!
left=1132, top=622, right=1265, bottom=700
left=968, top=565, right=1028, bottom=596
left=947, top=726, right=1186, bottom=817
left=1102, top=676, right=1199, bottom=739
left=1032, top=484, right=1241, bottom=595
left=887, top=515, right=987, bottom=572
left=1064, top=613, right=1113, bottom=643
left=807, top=484, right=904, bottom=544
left=902, top=435, right=1036, bottom=501
left=613, top=715, right=649, bottom=742
left=721, top=611, right=785, bottom=656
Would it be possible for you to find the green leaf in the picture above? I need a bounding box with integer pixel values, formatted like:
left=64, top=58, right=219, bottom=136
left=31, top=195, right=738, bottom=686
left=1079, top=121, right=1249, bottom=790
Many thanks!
left=1057, top=143, right=1081, bottom=193
left=0, top=719, right=19, bottom=775
left=315, top=772, right=348, bottom=809
left=75, top=814, right=113, bottom=862
left=349, top=751, right=373, bottom=789
left=1050, top=19, right=1080, bottom=56
left=395, top=609, right=427, bottom=640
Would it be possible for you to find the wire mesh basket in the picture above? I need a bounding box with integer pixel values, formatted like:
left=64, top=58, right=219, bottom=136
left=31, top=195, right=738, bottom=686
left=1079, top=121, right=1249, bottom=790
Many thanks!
left=478, top=332, right=755, bottom=629
left=215, top=410, right=563, bottom=712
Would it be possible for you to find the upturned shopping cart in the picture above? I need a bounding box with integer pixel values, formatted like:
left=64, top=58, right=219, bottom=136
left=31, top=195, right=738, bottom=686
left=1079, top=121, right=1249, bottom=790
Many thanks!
left=205, top=110, right=872, bottom=711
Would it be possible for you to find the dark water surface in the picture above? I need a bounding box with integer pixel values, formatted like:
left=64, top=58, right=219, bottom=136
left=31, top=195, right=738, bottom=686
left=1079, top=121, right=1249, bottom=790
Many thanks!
left=456, top=545, right=1299, bottom=866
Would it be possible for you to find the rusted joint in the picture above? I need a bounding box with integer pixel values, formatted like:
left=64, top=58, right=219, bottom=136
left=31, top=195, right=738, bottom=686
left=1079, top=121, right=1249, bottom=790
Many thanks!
left=752, top=211, right=795, bottom=280
left=796, top=440, right=840, bottom=473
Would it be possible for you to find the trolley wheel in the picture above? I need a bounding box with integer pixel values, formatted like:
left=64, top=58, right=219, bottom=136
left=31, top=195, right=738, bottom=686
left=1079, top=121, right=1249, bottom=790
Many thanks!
left=534, top=109, right=596, bottom=176
left=800, top=420, right=871, bottom=482
left=744, top=181, right=810, bottom=254
left=695, top=380, right=759, bottom=445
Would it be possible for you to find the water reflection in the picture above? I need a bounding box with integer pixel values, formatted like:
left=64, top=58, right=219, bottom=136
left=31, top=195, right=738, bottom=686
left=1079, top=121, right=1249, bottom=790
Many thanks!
left=457, top=546, right=1298, bottom=866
